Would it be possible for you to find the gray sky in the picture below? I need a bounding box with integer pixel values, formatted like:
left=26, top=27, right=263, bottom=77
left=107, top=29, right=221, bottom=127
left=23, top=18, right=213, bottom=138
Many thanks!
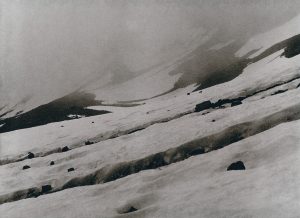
left=1, top=0, right=300, bottom=106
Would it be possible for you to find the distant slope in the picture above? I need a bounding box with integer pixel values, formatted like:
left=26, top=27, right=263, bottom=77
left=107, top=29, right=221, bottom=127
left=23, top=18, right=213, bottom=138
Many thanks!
left=0, top=93, right=110, bottom=133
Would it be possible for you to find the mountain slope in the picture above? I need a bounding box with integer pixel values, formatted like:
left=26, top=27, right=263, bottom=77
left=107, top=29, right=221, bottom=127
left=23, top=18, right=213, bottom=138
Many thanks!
left=1, top=30, right=300, bottom=217
left=1, top=12, right=300, bottom=218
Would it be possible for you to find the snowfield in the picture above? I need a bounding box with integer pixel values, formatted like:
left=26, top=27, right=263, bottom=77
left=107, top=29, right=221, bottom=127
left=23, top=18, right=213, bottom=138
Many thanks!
left=1, top=20, right=300, bottom=218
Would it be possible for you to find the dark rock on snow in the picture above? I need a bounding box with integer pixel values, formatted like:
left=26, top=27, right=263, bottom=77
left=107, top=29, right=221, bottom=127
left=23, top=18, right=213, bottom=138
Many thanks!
left=68, top=168, right=75, bottom=172
left=227, top=161, right=246, bottom=171
left=85, top=141, right=94, bottom=145
left=27, top=152, right=35, bottom=159
left=23, top=165, right=31, bottom=170
left=61, top=146, right=70, bottom=152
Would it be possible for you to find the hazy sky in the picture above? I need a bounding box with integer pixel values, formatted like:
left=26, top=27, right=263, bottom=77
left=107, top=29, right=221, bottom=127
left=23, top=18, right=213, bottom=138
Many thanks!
left=1, top=0, right=300, bottom=106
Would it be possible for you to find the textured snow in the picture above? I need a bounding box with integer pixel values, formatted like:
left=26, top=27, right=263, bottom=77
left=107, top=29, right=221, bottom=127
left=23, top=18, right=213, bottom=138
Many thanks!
left=1, top=119, right=300, bottom=218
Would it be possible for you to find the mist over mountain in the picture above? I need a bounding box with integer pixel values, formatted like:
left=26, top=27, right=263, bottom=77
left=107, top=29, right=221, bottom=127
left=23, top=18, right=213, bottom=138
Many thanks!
left=1, top=0, right=300, bottom=109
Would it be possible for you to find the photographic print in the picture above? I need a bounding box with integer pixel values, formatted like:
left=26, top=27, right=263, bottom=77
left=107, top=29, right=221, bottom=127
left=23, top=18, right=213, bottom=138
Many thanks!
left=0, top=1, right=300, bottom=217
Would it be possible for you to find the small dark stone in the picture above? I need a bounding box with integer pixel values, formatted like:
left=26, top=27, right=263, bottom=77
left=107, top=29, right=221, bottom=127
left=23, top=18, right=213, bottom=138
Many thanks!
left=50, top=161, right=55, bottom=166
left=42, top=185, right=52, bottom=193
left=187, top=93, right=190, bottom=95
left=68, top=167, right=75, bottom=172
left=85, top=140, right=93, bottom=145
left=61, top=146, right=70, bottom=152
left=297, top=83, right=300, bottom=88
left=231, top=100, right=242, bottom=107
left=227, top=161, right=246, bottom=171
left=27, top=152, right=35, bottom=159
left=126, top=206, right=138, bottom=213
left=61, top=125, right=64, bottom=127
left=23, top=165, right=31, bottom=170
left=92, top=121, right=94, bottom=123
left=212, top=119, right=216, bottom=122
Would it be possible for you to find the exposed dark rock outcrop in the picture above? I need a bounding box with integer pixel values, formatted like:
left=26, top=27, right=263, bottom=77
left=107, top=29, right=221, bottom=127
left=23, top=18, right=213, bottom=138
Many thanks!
left=195, top=101, right=213, bottom=112
left=231, top=100, right=242, bottom=107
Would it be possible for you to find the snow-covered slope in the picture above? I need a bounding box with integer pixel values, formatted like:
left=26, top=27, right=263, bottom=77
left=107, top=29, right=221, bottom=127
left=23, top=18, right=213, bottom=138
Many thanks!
left=1, top=11, right=300, bottom=218
left=1, top=33, right=300, bottom=217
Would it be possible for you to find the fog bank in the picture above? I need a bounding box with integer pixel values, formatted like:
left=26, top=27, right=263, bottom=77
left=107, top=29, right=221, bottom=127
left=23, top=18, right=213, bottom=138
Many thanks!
left=1, top=0, right=300, bottom=105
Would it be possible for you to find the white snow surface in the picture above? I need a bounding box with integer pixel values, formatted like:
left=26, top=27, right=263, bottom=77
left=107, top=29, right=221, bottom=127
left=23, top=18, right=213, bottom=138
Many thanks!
left=0, top=46, right=300, bottom=217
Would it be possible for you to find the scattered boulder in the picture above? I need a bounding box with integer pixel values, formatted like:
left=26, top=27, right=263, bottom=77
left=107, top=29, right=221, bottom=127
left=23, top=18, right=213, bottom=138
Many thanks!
left=85, top=140, right=93, bottom=145
left=27, top=152, right=35, bottom=159
left=211, top=119, right=216, bottom=122
left=61, top=125, right=64, bottom=127
left=187, top=93, right=190, bottom=95
left=61, top=146, right=70, bottom=152
left=41, top=185, right=52, bottom=193
left=227, top=161, right=246, bottom=171
left=68, top=167, right=75, bottom=172
left=23, top=165, right=31, bottom=170
left=92, top=121, right=94, bottom=123
left=50, top=161, right=55, bottom=166
left=195, top=101, right=213, bottom=112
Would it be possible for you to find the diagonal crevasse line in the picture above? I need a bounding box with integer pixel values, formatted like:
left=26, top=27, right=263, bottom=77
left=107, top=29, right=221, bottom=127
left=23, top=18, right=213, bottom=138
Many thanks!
left=1, top=75, right=299, bottom=166
left=1, top=103, right=300, bottom=205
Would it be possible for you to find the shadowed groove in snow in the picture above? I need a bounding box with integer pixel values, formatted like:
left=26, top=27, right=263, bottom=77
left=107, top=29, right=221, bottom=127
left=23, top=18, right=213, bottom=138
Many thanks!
left=1, top=103, right=300, bottom=205
left=0, top=111, right=192, bottom=166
